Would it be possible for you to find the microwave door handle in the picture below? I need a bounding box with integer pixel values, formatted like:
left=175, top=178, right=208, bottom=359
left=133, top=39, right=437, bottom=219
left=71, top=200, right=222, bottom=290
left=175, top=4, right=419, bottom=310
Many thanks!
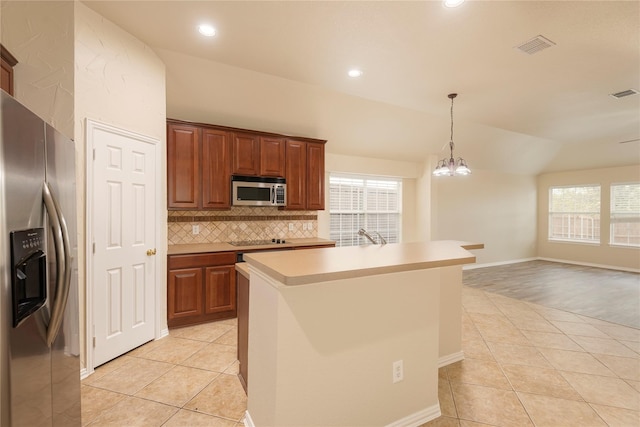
left=271, top=187, right=275, bottom=204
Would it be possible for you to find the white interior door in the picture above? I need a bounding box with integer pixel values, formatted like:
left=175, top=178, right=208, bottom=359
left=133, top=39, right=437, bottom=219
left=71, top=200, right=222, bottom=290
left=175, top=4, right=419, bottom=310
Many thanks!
left=89, top=121, right=158, bottom=367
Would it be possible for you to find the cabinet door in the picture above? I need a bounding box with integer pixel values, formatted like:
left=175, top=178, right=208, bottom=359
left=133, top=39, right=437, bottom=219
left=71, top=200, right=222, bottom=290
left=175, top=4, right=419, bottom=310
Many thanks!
left=204, top=265, right=236, bottom=315
left=237, top=272, right=249, bottom=392
left=232, top=132, right=260, bottom=176
left=167, top=124, right=200, bottom=209
left=260, top=137, right=286, bottom=177
left=167, top=268, right=203, bottom=321
left=284, top=140, right=307, bottom=210
left=202, top=128, right=232, bottom=209
left=307, top=142, right=325, bottom=210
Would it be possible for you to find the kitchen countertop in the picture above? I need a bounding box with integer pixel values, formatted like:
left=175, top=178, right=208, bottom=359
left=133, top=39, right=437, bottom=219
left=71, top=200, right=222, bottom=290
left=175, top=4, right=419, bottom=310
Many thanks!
left=235, top=262, right=250, bottom=279
left=167, top=237, right=336, bottom=255
left=244, top=240, right=483, bottom=286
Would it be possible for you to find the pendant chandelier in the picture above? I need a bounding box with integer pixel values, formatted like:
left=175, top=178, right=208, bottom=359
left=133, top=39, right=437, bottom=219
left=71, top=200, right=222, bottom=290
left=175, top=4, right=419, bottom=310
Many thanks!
left=433, top=93, right=471, bottom=176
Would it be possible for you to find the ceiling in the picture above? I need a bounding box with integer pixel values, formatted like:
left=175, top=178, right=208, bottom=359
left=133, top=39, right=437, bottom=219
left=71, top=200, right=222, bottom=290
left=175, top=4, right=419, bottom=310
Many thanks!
left=82, top=0, right=640, bottom=174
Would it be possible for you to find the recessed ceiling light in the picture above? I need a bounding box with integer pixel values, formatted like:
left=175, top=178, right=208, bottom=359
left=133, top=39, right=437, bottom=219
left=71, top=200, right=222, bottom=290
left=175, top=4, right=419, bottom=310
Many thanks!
left=348, top=69, right=363, bottom=78
left=443, top=0, right=465, bottom=7
left=198, top=24, right=216, bottom=37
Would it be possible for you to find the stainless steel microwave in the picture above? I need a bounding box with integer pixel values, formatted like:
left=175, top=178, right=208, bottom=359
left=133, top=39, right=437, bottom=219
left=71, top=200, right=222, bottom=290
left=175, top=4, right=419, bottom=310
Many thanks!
left=232, top=175, right=287, bottom=207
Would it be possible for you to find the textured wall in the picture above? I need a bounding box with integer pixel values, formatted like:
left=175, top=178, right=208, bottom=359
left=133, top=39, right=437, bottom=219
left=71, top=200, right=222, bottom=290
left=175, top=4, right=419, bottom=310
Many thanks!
left=74, top=2, right=166, bottom=370
left=1, top=0, right=74, bottom=138
left=432, top=169, right=538, bottom=265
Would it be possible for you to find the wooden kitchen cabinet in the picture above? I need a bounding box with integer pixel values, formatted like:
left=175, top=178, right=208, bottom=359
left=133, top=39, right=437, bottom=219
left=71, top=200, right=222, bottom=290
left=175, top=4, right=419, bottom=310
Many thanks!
left=283, top=139, right=325, bottom=210
left=167, top=252, right=237, bottom=327
left=236, top=270, right=249, bottom=392
left=167, top=118, right=326, bottom=210
left=167, top=121, right=232, bottom=210
left=307, top=142, right=325, bottom=210
left=232, top=132, right=261, bottom=176
left=202, top=128, right=232, bottom=209
left=1, top=44, right=18, bottom=96
left=284, top=140, right=307, bottom=210
left=259, top=137, right=286, bottom=177
left=167, top=123, right=200, bottom=209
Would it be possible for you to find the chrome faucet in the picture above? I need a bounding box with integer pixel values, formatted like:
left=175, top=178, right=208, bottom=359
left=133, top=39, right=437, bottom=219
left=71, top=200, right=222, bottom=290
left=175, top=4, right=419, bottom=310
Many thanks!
left=358, top=228, right=387, bottom=245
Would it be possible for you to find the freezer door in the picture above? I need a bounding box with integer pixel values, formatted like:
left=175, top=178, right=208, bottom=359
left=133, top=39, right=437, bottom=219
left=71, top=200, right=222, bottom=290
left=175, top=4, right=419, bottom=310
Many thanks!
left=45, top=124, right=80, bottom=426
left=1, top=91, right=52, bottom=426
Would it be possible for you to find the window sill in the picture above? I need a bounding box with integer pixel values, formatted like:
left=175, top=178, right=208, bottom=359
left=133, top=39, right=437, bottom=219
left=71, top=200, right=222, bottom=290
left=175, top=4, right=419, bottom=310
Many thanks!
left=547, top=239, right=600, bottom=246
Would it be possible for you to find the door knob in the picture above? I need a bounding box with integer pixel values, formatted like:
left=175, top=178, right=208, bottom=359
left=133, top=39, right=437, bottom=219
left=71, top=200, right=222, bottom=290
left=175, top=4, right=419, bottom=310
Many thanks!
left=146, top=248, right=157, bottom=256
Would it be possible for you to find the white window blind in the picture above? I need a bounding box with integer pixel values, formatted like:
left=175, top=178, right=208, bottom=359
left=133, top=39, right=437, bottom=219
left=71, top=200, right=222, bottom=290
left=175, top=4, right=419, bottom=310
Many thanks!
left=610, top=183, right=640, bottom=247
left=329, top=174, right=402, bottom=247
left=548, top=185, right=601, bottom=243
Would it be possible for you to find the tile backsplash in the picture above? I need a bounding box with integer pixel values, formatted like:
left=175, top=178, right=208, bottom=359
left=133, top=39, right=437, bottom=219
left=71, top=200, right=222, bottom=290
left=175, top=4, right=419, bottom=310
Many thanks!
left=168, top=207, right=318, bottom=245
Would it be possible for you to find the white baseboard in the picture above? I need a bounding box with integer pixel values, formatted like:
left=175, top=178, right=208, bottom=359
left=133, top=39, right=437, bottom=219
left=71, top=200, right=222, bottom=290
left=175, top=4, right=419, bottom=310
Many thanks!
left=243, top=411, right=255, bottom=427
left=463, top=258, right=537, bottom=270
left=244, top=404, right=441, bottom=427
left=80, top=367, right=90, bottom=380
left=158, top=327, right=170, bottom=339
left=537, top=257, right=640, bottom=273
left=385, top=404, right=442, bottom=427
left=438, top=351, right=464, bottom=368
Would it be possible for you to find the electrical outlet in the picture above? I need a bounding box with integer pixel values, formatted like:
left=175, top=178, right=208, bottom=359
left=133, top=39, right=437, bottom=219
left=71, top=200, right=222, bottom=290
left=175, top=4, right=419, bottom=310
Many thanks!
left=288, top=223, right=294, bottom=231
left=192, top=224, right=200, bottom=235
left=392, top=360, right=403, bottom=383
left=303, top=223, right=307, bottom=231
left=307, top=222, right=313, bottom=231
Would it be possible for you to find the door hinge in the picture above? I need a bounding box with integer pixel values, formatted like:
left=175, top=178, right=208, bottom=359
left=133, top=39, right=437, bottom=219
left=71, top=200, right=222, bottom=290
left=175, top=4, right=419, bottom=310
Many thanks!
left=93, top=148, right=96, bottom=160
left=93, top=336, right=96, bottom=348
left=93, top=243, right=95, bottom=254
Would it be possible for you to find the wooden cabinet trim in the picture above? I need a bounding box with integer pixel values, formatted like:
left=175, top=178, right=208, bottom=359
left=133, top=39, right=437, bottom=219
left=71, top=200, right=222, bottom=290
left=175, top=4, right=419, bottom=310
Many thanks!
left=167, top=118, right=327, bottom=145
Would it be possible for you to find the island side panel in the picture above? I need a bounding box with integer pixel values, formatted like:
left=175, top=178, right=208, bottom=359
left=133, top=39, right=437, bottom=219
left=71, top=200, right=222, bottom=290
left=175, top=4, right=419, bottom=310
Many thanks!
left=438, top=266, right=464, bottom=365
left=247, top=268, right=442, bottom=427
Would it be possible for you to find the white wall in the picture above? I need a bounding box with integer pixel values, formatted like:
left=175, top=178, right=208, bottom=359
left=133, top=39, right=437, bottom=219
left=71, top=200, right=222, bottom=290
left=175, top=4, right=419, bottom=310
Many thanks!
left=537, top=164, right=640, bottom=271
left=74, top=2, right=166, bottom=370
left=432, top=169, right=538, bottom=265
left=1, top=0, right=74, bottom=138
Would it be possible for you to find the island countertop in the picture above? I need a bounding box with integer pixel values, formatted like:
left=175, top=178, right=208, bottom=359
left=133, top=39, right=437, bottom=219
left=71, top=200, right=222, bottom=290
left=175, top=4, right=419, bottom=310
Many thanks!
left=244, top=240, right=483, bottom=286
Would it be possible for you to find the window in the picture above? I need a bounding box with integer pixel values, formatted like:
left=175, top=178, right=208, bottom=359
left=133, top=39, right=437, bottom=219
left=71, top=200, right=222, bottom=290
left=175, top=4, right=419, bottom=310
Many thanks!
left=548, top=185, right=600, bottom=243
left=610, top=183, right=640, bottom=247
left=329, top=174, right=402, bottom=247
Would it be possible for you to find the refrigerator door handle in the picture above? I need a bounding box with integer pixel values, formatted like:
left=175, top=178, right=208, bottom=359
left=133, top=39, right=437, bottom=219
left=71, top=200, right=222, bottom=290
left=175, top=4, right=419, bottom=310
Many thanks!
left=43, top=182, right=72, bottom=347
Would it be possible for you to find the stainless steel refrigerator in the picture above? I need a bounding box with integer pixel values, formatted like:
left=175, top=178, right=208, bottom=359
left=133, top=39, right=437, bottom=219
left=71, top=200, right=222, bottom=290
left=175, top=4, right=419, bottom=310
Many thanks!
left=0, top=90, right=81, bottom=426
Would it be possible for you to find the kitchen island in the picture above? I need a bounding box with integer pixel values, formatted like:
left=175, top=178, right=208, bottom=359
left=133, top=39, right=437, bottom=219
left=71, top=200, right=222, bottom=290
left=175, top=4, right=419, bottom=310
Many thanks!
left=242, top=240, right=482, bottom=427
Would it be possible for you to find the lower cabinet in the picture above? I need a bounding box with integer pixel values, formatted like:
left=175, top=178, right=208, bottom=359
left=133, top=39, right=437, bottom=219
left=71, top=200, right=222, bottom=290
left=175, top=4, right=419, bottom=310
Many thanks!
left=236, top=270, right=249, bottom=392
left=168, top=252, right=236, bottom=328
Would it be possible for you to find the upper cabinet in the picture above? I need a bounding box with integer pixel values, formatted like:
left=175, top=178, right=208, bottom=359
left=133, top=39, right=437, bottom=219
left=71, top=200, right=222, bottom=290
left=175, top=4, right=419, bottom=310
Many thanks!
left=167, top=119, right=326, bottom=210
left=259, top=137, right=286, bottom=177
left=232, top=132, right=260, bottom=176
left=1, top=44, right=18, bottom=96
left=283, top=140, right=325, bottom=211
left=167, top=123, right=200, bottom=209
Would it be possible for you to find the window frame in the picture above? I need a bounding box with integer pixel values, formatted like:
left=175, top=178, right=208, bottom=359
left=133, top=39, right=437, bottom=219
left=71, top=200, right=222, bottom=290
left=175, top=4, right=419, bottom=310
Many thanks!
left=329, top=173, right=402, bottom=247
left=609, top=182, right=640, bottom=248
left=548, top=184, right=601, bottom=245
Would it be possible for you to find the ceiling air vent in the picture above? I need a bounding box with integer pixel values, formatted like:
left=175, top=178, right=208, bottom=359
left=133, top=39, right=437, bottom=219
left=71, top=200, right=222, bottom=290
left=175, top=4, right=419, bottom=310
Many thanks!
left=515, top=35, right=556, bottom=55
left=610, top=89, right=639, bottom=99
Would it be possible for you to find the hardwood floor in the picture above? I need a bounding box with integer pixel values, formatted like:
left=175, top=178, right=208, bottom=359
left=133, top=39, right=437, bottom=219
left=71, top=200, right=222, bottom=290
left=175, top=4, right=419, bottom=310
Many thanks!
left=463, top=260, right=640, bottom=329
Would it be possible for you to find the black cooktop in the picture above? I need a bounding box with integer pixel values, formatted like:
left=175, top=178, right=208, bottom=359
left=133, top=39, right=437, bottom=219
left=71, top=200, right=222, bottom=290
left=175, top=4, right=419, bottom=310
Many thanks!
left=229, top=238, right=287, bottom=246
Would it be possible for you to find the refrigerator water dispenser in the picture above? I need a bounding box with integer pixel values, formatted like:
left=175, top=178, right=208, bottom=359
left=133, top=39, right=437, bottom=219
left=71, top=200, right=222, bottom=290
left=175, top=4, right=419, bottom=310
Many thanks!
left=10, top=228, right=47, bottom=327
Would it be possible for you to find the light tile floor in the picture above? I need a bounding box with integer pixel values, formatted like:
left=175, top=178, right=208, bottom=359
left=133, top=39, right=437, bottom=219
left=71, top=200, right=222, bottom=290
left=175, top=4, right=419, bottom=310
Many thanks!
left=82, top=287, right=640, bottom=427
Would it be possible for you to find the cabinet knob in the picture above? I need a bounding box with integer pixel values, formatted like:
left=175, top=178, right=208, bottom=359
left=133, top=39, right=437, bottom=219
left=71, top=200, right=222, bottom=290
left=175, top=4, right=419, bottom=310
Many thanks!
left=146, top=248, right=157, bottom=256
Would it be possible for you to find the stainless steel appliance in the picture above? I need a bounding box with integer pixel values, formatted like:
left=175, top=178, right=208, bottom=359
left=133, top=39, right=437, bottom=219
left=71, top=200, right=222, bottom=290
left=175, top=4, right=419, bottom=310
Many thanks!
left=232, top=175, right=286, bottom=207
left=0, top=91, right=80, bottom=426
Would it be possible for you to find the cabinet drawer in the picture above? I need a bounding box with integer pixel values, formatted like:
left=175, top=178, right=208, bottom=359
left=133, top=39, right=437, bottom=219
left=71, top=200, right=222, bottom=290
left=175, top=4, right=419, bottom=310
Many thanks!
left=168, top=252, right=236, bottom=269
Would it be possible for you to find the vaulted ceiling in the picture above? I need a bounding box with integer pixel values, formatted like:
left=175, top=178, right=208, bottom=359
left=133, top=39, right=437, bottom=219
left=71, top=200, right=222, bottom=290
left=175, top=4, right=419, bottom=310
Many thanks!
left=83, top=0, right=639, bottom=174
